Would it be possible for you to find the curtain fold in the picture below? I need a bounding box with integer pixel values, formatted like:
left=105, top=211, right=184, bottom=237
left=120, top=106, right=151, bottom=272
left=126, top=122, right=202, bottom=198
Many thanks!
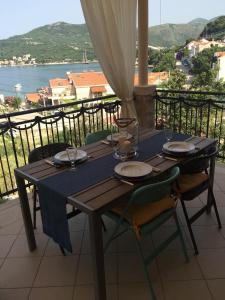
left=81, top=0, right=137, bottom=118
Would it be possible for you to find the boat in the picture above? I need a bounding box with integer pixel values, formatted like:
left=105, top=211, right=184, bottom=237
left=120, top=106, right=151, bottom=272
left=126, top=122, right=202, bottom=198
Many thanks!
left=14, top=83, right=22, bottom=92
left=82, top=50, right=89, bottom=64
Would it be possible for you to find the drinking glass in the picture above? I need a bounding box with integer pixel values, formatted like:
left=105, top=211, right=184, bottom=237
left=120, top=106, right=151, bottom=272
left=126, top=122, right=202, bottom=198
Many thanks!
left=66, top=147, right=77, bottom=169
left=164, top=126, right=173, bottom=142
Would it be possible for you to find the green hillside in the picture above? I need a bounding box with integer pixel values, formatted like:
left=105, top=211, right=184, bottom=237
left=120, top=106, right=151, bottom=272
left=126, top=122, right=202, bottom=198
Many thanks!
left=0, top=19, right=209, bottom=63
left=149, top=21, right=207, bottom=48
left=200, top=16, right=225, bottom=40
left=0, top=22, right=94, bottom=63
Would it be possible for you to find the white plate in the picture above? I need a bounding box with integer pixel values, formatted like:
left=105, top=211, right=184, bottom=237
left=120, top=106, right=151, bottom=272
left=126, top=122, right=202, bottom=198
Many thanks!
left=114, top=161, right=152, bottom=178
left=106, top=133, right=132, bottom=142
left=163, top=141, right=195, bottom=153
left=54, top=149, right=87, bottom=162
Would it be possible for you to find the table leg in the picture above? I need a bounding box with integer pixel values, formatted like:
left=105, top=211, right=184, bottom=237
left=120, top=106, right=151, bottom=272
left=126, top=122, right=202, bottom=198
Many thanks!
left=207, top=155, right=216, bottom=213
left=88, top=213, right=106, bottom=300
left=15, top=173, right=36, bottom=251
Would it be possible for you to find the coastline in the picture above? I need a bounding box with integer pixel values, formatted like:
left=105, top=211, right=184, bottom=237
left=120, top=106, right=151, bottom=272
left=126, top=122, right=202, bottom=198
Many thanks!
left=0, top=60, right=99, bottom=68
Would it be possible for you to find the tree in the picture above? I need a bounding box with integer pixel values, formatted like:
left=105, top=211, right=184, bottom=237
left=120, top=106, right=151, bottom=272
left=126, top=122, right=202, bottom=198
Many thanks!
left=191, top=46, right=225, bottom=75
left=160, top=70, right=186, bottom=90
left=13, top=97, right=22, bottom=110
left=191, top=70, right=225, bottom=92
left=152, top=49, right=176, bottom=72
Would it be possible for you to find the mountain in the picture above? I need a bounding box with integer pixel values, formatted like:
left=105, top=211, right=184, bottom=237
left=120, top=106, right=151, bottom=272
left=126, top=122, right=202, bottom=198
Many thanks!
left=199, top=16, right=225, bottom=40
left=0, top=18, right=212, bottom=62
left=188, top=18, right=208, bottom=25
left=0, top=22, right=94, bottom=63
left=149, top=20, right=207, bottom=48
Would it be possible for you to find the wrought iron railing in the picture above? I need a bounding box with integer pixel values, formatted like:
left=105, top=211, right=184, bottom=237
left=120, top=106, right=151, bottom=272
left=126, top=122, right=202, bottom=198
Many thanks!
left=1, top=89, right=225, bottom=199
left=155, top=89, right=225, bottom=160
left=0, top=95, right=120, bottom=198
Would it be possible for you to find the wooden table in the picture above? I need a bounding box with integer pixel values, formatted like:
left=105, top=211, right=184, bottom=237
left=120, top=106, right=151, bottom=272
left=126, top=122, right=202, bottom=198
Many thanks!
left=14, top=130, right=216, bottom=300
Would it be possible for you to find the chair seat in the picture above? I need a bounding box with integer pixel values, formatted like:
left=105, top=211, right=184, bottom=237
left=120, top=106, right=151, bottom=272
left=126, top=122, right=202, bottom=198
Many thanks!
left=111, top=195, right=176, bottom=234
left=177, top=173, right=208, bottom=194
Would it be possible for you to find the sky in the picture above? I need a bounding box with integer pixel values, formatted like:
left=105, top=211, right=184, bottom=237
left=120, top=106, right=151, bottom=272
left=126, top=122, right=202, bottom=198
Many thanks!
left=0, top=0, right=224, bottom=39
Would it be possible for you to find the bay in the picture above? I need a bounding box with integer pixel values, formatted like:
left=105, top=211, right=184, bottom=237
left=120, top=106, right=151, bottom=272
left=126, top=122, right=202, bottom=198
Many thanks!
left=0, top=63, right=101, bottom=96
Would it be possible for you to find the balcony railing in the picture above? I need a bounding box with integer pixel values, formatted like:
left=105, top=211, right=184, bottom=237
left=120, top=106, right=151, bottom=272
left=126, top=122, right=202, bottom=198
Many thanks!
left=0, top=96, right=120, bottom=198
left=1, top=90, right=225, bottom=199
left=156, top=89, right=225, bottom=160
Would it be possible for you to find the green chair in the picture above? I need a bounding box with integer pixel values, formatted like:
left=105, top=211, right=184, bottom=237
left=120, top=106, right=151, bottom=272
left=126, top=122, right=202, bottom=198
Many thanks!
left=85, top=129, right=113, bottom=145
left=104, top=167, right=188, bottom=300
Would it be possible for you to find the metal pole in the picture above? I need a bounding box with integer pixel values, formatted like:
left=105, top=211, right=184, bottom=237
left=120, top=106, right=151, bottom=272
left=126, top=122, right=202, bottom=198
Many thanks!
left=138, top=0, right=149, bottom=86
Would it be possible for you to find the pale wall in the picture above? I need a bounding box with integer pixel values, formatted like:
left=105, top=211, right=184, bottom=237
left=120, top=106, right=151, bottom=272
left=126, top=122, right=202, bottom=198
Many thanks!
left=218, top=56, right=225, bottom=81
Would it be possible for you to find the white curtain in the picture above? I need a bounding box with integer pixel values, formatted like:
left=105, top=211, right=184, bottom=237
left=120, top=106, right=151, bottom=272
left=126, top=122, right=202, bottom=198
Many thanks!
left=81, top=0, right=137, bottom=118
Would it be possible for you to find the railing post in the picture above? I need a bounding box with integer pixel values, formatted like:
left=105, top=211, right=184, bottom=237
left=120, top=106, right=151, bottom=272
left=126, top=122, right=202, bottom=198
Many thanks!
left=7, top=116, right=19, bottom=168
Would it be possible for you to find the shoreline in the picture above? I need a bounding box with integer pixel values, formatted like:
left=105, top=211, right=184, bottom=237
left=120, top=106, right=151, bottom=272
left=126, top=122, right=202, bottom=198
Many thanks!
left=0, top=61, right=99, bottom=68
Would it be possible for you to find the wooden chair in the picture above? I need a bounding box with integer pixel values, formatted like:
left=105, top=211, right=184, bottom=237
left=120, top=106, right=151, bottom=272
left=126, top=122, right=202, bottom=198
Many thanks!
left=104, top=167, right=188, bottom=300
left=175, top=146, right=222, bottom=255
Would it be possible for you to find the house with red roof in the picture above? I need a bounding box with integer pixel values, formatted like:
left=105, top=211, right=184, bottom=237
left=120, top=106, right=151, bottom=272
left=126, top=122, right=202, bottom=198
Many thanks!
left=49, top=78, right=74, bottom=105
left=25, top=93, right=42, bottom=105
left=68, top=72, right=113, bottom=100
left=67, top=71, right=168, bottom=100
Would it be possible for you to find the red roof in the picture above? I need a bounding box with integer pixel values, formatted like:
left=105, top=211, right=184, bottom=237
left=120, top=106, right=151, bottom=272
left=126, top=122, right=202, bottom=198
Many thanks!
left=69, top=71, right=168, bottom=87
left=134, top=72, right=169, bottom=85
left=68, top=72, right=108, bottom=87
left=90, top=86, right=106, bottom=93
left=49, top=78, right=70, bottom=88
left=25, top=93, right=41, bottom=103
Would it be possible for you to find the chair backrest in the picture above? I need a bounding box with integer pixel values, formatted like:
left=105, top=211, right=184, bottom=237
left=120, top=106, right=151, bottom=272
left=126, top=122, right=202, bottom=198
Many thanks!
left=85, top=129, right=112, bottom=145
left=28, top=143, right=71, bottom=163
left=131, top=167, right=180, bottom=205
left=180, top=145, right=218, bottom=175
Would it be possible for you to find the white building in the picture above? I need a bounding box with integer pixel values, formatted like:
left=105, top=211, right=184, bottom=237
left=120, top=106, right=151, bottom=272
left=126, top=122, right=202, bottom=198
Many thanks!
left=68, top=72, right=114, bottom=100
left=49, top=78, right=74, bottom=105
left=215, top=52, right=225, bottom=81
left=187, top=39, right=225, bottom=58
left=0, top=94, right=4, bottom=104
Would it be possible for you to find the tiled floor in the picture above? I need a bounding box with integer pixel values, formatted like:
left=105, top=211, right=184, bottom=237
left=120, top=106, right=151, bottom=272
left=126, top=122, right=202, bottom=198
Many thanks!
left=0, top=164, right=225, bottom=300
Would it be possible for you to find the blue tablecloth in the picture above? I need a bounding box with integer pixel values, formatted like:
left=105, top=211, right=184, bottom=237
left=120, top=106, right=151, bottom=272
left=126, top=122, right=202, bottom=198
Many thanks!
left=37, top=131, right=188, bottom=252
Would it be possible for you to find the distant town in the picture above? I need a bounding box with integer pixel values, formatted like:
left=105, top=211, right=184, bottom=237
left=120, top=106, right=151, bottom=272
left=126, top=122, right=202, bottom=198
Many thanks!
left=1, top=37, right=225, bottom=113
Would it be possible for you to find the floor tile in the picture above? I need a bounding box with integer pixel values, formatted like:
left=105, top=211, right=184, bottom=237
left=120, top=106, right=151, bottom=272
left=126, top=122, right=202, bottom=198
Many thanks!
left=177, top=207, right=216, bottom=226
left=81, top=229, right=117, bottom=254
left=188, top=226, right=225, bottom=249
left=0, top=259, right=4, bottom=268
left=69, top=213, right=86, bottom=232
left=8, top=233, right=48, bottom=258
left=34, top=256, right=78, bottom=287
left=152, top=226, right=191, bottom=251
left=0, top=220, right=23, bottom=235
left=0, top=257, right=41, bottom=288
left=197, top=249, right=225, bottom=278
left=118, top=252, right=158, bottom=283
left=163, top=280, right=212, bottom=300
left=0, top=235, right=16, bottom=258
left=76, top=254, right=117, bottom=285
left=207, top=279, right=225, bottom=300
left=29, top=286, right=73, bottom=300
left=44, top=231, right=83, bottom=256
left=0, top=288, right=30, bottom=300
left=73, top=284, right=117, bottom=300
left=157, top=250, right=202, bottom=281
left=118, top=282, right=164, bottom=300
